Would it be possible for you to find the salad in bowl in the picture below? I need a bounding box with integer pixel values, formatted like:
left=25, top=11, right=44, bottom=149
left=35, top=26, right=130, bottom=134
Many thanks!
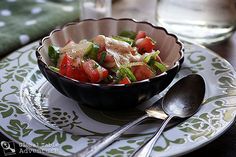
left=48, top=30, right=167, bottom=84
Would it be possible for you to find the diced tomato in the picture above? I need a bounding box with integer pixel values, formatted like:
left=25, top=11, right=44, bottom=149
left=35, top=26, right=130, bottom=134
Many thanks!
left=59, top=54, right=70, bottom=76
left=102, top=68, right=109, bottom=79
left=97, top=52, right=116, bottom=68
left=131, top=64, right=155, bottom=81
left=98, top=45, right=106, bottom=53
left=119, top=77, right=131, bottom=84
left=135, top=31, right=146, bottom=40
left=66, top=63, right=76, bottom=78
left=73, top=66, right=89, bottom=82
left=136, top=37, right=155, bottom=54
left=59, top=54, right=89, bottom=82
left=82, top=59, right=108, bottom=83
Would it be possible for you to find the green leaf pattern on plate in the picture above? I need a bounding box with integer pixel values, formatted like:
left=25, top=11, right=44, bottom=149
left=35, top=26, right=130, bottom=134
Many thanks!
left=182, top=49, right=206, bottom=73
left=0, top=119, right=32, bottom=140
left=153, top=134, right=186, bottom=152
left=62, top=145, right=73, bottom=153
left=211, top=57, right=236, bottom=95
left=0, top=102, right=25, bottom=118
left=32, top=128, right=66, bottom=147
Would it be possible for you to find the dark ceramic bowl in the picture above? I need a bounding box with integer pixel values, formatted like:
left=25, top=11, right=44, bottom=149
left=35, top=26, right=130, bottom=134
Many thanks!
left=36, top=18, right=184, bottom=109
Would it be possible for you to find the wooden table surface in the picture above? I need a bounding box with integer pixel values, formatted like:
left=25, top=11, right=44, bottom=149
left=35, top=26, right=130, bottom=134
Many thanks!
left=113, top=0, right=236, bottom=157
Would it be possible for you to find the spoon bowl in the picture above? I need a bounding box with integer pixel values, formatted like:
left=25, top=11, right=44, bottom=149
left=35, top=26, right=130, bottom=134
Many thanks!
left=163, top=74, right=205, bottom=118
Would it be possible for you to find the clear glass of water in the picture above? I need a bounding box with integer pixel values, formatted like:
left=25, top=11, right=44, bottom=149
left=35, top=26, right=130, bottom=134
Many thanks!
left=80, top=0, right=112, bottom=20
left=155, top=0, right=236, bottom=45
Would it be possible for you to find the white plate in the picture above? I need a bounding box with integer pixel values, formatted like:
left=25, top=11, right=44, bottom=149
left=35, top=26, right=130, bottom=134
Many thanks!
left=0, top=41, right=236, bottom=157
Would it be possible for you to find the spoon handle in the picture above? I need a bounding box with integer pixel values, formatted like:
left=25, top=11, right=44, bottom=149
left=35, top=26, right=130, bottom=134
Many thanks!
left=72, top=114, right=149, bottom=157
left=131, top=115, right=174, bottom=157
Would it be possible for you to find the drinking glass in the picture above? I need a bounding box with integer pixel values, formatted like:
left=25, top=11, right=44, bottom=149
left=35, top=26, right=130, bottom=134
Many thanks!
left=80, top=0, right=112, bottom=20
left=155, top=0, right=236, bottom=45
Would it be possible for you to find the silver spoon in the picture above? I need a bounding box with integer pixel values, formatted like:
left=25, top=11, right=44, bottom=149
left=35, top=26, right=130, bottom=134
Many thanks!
left=131, top=74, right=205, bottom=157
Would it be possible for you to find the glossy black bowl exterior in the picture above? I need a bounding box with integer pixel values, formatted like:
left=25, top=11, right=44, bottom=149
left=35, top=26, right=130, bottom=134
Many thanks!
left=36, top=18, right=184, bottom=109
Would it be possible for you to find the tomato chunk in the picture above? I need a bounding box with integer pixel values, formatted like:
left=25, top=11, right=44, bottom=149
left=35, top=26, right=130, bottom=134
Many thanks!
left=136, top=37, right=155, bottom=54
left=97, top=51, right=116, bottom=68
left=74, top=66, right=89, bottom=82
left=59, top=54, right=69, bottom=76
left=135, top=31, right=146, bottom=40
left=131, top=64, right=155, bottom=81
left=119, top=77, right=131, bottom=84
left=82, top=59, right=108, bottom=83
left=59, top=54, right=89, bottom=82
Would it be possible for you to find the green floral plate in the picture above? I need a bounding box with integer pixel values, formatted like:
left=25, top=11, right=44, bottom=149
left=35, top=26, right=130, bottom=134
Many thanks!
left=0, top=41, right=236, bottom=157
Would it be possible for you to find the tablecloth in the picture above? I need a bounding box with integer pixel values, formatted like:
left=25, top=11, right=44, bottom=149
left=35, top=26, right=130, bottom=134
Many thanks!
left=0, top=0, right=80, bottom=56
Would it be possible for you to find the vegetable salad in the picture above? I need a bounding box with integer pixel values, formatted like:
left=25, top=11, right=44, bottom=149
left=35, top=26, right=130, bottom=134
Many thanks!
left=48, top=31, right=167, bottom=84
